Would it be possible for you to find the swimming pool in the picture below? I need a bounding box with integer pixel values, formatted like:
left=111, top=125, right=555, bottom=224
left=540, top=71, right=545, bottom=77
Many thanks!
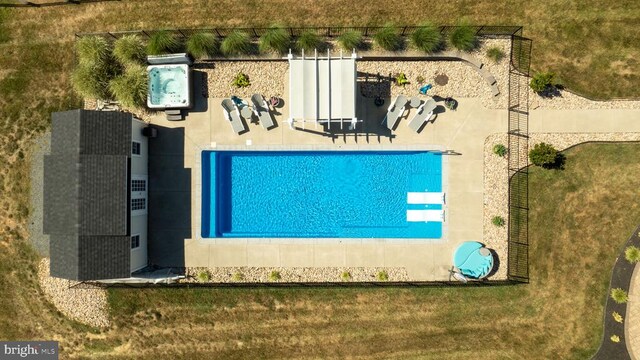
left=201, top=151, right=443, bottom=239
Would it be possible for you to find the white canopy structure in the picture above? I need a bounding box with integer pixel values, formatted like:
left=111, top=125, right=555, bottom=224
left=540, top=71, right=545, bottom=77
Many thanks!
left=287, top=49, right=360, bottom=130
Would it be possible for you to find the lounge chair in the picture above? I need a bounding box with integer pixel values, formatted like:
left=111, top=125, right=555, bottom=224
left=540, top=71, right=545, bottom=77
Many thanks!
left=251, top=94, right=275, bottom=130
left=406, top=209, right=445, bottom=222
left=407, top=192, right=445, bottom=205
left=382, top=95, right=408, bottom=130
left=221, top=98, right=247, bottom=134
left=407, top=98, right=437, bottom=133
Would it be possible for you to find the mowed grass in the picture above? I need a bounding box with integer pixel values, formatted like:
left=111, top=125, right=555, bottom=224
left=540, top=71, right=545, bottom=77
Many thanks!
left=99, top=143, right=640, bottom=359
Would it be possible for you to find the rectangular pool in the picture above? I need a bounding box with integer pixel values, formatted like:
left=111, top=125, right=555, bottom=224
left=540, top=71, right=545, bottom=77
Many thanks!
left=201, top=151, right=443, bottom=238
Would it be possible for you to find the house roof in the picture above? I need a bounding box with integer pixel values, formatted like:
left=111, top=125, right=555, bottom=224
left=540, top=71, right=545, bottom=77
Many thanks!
left=44, top=110, right=133, bottom=281
left=288, top=52, right=357, bottom=128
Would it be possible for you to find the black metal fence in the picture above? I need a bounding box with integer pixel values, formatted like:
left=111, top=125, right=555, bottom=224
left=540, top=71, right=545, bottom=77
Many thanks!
left=507, top=34, right=532, bottom=283
left=0, top=0, right=119, bottom=8
left=76, top=25, right=524, bottom=40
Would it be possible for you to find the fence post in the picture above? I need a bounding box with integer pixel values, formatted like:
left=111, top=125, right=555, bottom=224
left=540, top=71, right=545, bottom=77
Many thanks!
left=214, top=28, right=221, bottom=37
left=364, top=27, right=369, bottom=37
left=252, top=28, right=258, bottom=38
left=401, top=26, right=407, bottom=36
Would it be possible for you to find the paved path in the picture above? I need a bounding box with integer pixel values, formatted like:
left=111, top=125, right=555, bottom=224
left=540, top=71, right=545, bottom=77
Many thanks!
left=529, top=109, right=640, bottom=133
left=627, top=264, right=640, bottom=360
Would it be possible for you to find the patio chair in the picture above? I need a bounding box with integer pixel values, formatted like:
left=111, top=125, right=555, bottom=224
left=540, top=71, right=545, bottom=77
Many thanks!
left=407, top=98, right=437, bottom=133
left=406, top=209, right=445, bottom=222
left=221, top=98, right=247, bottom=134
left=382, top=95, right=408, bottom=130
left=251, top=94, right=275, bottom=130
left=407, top=192, right=445, bottom=205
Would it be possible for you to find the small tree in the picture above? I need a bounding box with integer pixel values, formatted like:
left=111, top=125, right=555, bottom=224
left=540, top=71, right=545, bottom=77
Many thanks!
left=109, top=65, right=148, bottom=108
left=493, top=144, right=507, bottom=157
left=259, top=25, right=290, bottom=54
left=625, top=246, right=640, bottom=263
left=530, top=72, right=556, bottom=94
left=297, top=30, right=323, bottom=53
left=486, top=46, right=505, bottom=63
left=411, top=22, right=442, bottom=53
left=113, top=35, right=146, bottom=66
left=147, top=30, right=181, bottom=55
left=611, top=288, right=628, bottom=304
left=529, top=142, right=560, bottom=168
left=337, top=30, right=363, bottom=51
left=221, top=30, right=252, bottom=56
left=449, top=21, right=476, bottom=51
left=186, top=32, right=219, bottom=59
left=373, top=23, right=401, bottom=51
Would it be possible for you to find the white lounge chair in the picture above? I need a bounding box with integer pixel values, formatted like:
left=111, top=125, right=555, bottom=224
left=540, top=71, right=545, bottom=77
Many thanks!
left=406, top=209, right=445, bottom=222
left=221, top=98, right=247, bottom=134
left=407, top=98, right=437, bottom=132
left=250, top=94, right=275, bottom=130
left=407, top=192, right=445, bottom=205
left=382, top=95, right=408, bottom=130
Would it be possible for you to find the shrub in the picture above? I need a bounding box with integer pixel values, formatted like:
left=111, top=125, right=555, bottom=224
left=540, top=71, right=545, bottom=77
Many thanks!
left=377, top=270, right=389, bottom=281
left=612, top=311, right=624, bottom=323
left=486, top=46, right=506, bottom=63
left=109, top=65, right=148, bottom=108
left=196, top=270, right=210, bottom=282
left=147, top=30, right=181, bottom=55
left=341, top=271, right=352, bottom=281
left=232, top=72, right=250, bottom=88
left=296, top=30, right=323, bottom=53
left=530, top=72, right=556, bottom=93
left=76, top=35, right=112, bottom=67
left=71, top=64, right=112, bottom=100
left=231, top=272, right=244, bottom=281
left=492, top=216, right=505, bottom=227
left=395, top=73, right=409, bottom=86
left=221, top=30, right=252, bottom=56
left=493, top=144, right=507, bottom=157
left=373, top=23, right=401, bottom=51
left=259, top=25, right=290, bottom=54
left=611, top=288, right=628, bottom=304
left=411, top=22, right=442, bottom=53
left=611, top=335, right=620, bottom=343
left=449, top=22, right=476, bottom=51
left=625, top=245, right=640, bottom=263
left=337, top=30, right=363, bottom=51
left=529, top=142, right=561, bottom=168
left=186, top=32, right=219, bottom=59
left=113, top=35, right=146, bottom=66
left=269, top=270, right=281, bottom=281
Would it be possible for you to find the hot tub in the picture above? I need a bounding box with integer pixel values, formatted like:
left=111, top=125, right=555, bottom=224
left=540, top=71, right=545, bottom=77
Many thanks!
left=147, top=64, right=192, bottom=109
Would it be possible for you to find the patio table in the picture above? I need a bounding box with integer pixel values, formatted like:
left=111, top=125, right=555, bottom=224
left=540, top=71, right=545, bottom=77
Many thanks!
left=409, top=96, right=422, bottom=108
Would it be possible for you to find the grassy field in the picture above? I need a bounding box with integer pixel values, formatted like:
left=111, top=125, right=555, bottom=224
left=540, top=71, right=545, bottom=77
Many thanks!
left=0, top=2, right=639, bottom=358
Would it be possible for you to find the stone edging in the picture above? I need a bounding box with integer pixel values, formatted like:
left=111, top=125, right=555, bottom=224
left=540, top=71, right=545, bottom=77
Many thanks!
left=592, top=226, right=640, bottom=360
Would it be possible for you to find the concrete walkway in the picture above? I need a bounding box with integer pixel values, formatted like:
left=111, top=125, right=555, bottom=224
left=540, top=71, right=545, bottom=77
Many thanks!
left=627, top=264, right=640, bottom=360
left=529, top=109, right=640, bottom=133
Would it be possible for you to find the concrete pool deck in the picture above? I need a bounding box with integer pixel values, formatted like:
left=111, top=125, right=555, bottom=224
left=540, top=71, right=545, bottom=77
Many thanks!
left=147, top=69, right=507, bottom=281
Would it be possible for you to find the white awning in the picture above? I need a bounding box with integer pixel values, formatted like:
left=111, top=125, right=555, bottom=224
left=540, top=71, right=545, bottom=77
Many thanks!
left=288, top=50, right=358, bottom=130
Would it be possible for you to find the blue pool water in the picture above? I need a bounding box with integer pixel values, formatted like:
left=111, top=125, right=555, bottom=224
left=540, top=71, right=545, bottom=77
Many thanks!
left=201, top=151, right=443, bottom=238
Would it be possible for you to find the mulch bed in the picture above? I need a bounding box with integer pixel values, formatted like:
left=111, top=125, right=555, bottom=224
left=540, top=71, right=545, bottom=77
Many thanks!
left=592, top=225, right=640, bottom=360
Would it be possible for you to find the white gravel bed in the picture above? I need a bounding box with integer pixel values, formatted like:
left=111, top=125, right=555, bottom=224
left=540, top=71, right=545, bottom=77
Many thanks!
left=530, top=89, right=640, bottom=110
left=38, top=258, right=110, bottom=328
left=484, top=132, right=640, bottom=280
left=203, top=62, right=288, bottom=99
left=184, top=267, right=409, bottom=283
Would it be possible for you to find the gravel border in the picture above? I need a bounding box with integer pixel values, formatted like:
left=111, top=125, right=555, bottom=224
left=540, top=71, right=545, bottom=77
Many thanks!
left=27, top=131, right=51, bottom=257
left=184, top=267, right=409, bottom=283
left=37, top=258, right=110, bottom=328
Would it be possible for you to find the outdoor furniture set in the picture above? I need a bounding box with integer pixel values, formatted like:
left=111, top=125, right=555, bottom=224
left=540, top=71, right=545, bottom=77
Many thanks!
left=383, top=95, right=438, bottom=132
left=221, top=94, right=276, bottom=134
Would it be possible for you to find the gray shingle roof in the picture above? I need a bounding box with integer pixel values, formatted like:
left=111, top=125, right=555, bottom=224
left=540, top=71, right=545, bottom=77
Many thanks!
left=44, top=110, right=134, bottom=281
